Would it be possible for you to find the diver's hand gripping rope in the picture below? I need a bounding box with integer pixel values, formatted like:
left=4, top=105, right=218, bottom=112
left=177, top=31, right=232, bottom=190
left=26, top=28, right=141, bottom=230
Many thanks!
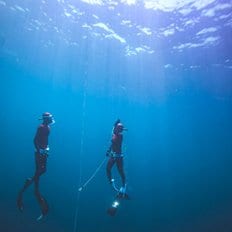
left=78, top=157, right=107, bottom=192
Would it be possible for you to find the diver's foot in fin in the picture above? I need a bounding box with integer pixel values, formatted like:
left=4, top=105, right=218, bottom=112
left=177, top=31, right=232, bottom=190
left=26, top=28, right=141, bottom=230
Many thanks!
left=117, top=192, right=130, bottom=200
left=17, top=192, right=24, bottom=212
left=36, top=198, right=49, bottom=222
left=117, top=185, right=129, bottom=199
left=39, top=197, right=49, bottom=216
left=107, top=206, right=118, bottom=216
left=36, top=214, right=44, bottom=221
left=119, top=186, right=126, bottom=194
left=107, top=200, right=120, bottom=216
left=17, top=178, right=33, bottom=211
left=35, top=191, right=49, bottom=216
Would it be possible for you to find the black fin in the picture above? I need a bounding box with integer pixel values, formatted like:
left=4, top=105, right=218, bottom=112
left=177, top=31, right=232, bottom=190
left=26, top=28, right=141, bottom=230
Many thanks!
left=107, top=206, right=118, bottom=216
left=17, top=192, right=24, bottom=212
left=117, top=192, right=130, bottom=200
left=39, top=197, right=49, bottom=216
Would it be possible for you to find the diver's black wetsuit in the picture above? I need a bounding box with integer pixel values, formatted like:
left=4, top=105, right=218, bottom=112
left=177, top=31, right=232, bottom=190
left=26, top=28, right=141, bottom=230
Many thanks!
left=17, top=123, right=50, bottom=216
left=33, top=124, right=50, bottom=198
left=106, top=132, right=126, bottom=187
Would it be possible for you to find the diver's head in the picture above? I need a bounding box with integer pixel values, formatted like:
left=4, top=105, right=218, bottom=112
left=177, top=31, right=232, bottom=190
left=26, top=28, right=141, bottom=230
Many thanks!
left=40, top=112, right=55, bottom=125
left=114, top=122, right=126, bottom=134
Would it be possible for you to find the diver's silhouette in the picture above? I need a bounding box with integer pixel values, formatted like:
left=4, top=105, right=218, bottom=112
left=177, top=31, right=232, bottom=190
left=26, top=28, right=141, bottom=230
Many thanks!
left=17, top=112, right=55, bottom=220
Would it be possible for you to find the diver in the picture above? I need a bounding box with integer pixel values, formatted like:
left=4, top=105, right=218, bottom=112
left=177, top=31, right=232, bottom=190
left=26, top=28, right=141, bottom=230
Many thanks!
left=17, top=112, right=55, bottom=220
left=106, top=119, right=127, bottom=195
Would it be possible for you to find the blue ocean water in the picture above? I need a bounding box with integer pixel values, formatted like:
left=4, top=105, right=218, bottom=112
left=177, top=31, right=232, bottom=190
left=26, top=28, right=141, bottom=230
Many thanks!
left=0, top=1, right=232, bottom=232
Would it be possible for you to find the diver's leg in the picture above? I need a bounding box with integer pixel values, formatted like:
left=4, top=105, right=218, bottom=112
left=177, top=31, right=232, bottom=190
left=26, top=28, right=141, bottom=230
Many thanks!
left=17, top=153, right=39, bottom=211
left=18, top=152, right=40, bottom=193
left=34, top=173, right=49, bottom=219
left=106, top=158, right=118, bottom=191
left=17, top=177, right=34, bottom=212
left=37, top=153, right=47, bottom=175
left=106, top=157, right=115, bottom=183
left=34, top=154, right=47, bottom=192
left=34, top=157, right=49, bottom=219
left=34, top=153, right=43, bottom=202
left=26, top=154, right=45, bottom=195
left=116, top=158, right=126, bottom=187
left=19, top=177, right=34, bottom=193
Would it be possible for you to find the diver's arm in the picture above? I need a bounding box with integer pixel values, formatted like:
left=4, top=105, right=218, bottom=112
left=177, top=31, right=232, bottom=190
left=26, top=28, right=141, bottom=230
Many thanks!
left=106, top=135, right=115, bottom=156
left=106, top=144, right=112, bottom=156
left=34, top=137, right=40, bottom=152
left=106, top=119, right=120, bottom=156
left=33, top=127, right=41, bottom=152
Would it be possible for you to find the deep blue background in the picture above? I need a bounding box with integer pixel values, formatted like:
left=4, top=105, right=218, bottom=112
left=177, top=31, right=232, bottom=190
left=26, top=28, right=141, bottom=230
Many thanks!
left=1, top=1, right=232, bottom=232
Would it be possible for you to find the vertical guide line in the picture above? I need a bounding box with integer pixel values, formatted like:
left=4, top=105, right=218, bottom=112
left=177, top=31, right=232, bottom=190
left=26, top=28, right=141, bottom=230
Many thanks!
left=73, top=72, right=87, bottom=232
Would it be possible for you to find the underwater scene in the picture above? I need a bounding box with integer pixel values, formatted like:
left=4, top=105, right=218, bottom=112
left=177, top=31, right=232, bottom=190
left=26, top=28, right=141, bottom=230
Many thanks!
left=0, top=0, right=232, bottom=231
